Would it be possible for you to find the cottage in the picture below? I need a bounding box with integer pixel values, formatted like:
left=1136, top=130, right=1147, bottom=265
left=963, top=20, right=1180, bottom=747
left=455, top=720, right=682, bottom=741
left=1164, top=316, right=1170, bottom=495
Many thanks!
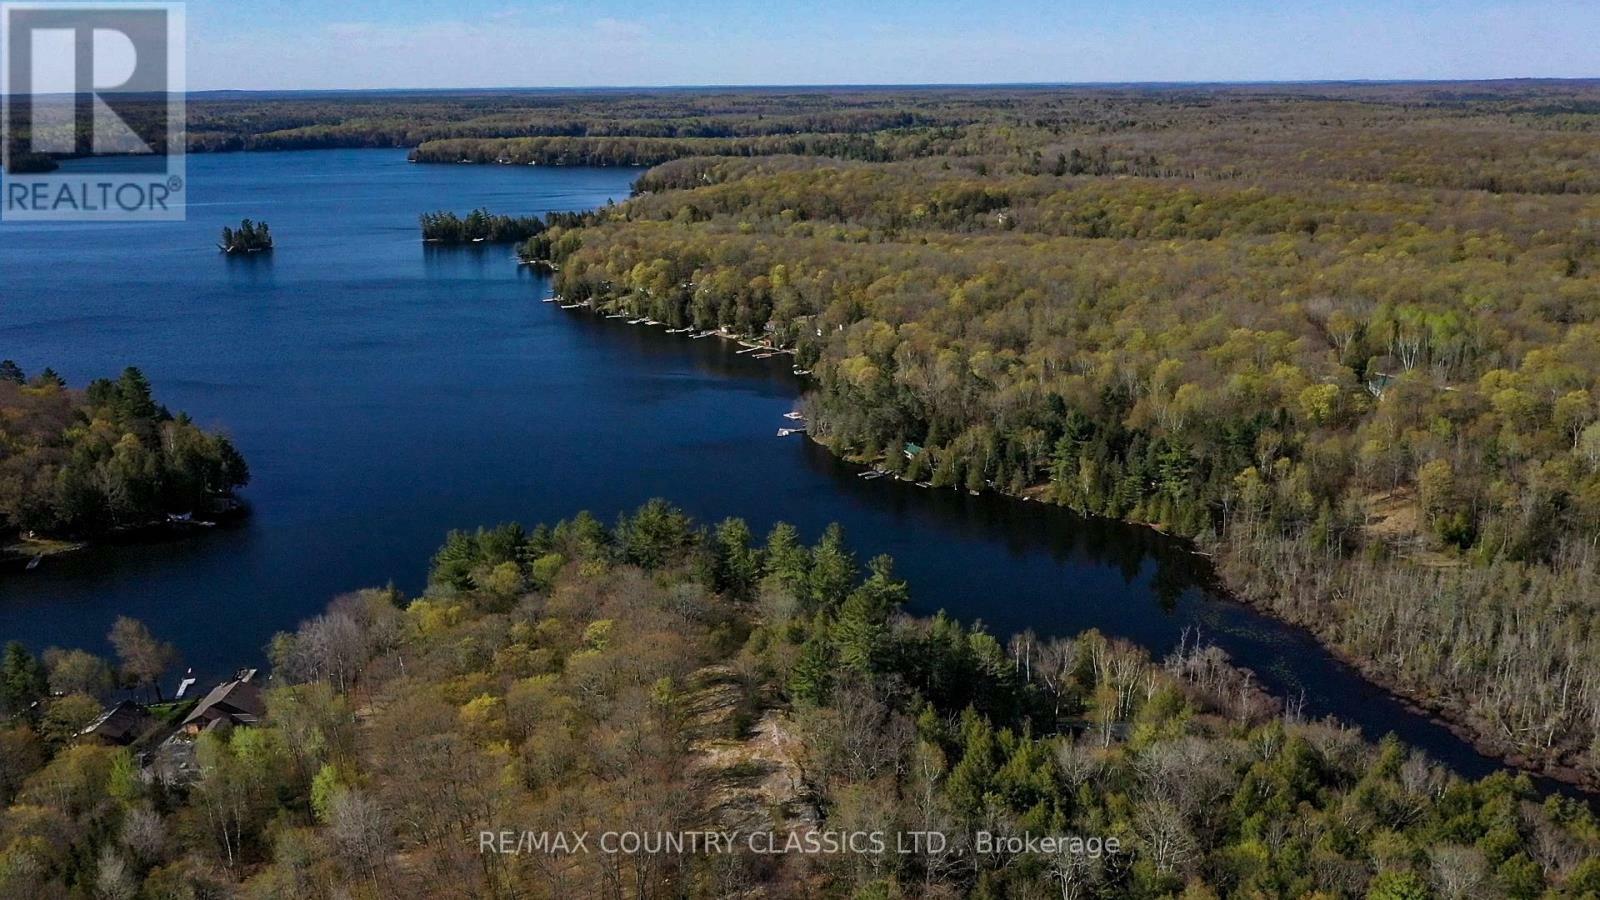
left=80, top=700, right=153, bottom=746
left=180, top=669, right=265, bottom=734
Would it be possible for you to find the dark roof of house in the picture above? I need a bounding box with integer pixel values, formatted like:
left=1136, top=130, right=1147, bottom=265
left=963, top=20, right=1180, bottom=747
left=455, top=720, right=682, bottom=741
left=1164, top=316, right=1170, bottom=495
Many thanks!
left=180, top=676, right=265, bottom=728
left=81, top=700, right=151, bottom=743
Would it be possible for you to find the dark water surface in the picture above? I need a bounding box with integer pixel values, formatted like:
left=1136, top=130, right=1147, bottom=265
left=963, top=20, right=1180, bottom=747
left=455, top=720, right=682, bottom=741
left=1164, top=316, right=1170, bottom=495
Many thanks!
left=0, top=149, right=1547, bottom=788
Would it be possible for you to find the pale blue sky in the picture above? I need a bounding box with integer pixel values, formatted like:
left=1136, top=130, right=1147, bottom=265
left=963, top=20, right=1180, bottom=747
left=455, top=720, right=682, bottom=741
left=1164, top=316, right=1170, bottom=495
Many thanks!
left=185, top=0, right=1600, bottom=91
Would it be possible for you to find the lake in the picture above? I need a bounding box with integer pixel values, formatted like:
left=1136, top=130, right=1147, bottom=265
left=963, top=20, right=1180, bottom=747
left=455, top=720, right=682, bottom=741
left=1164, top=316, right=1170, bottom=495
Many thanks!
left=0, top=149, right=1543, bottom=787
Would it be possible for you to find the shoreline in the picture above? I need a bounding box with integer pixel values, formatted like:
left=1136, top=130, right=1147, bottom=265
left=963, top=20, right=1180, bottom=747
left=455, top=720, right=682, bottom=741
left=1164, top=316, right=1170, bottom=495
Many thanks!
left=1, top=500, right=249, bottom=575
left=549, top=295, right=1600, bottom=800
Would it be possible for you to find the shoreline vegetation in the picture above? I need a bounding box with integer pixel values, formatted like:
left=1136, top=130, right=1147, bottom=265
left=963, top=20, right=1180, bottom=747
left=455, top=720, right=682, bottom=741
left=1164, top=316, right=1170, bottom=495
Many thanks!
left=0, top=362, right=250, bottom=568
left=545, top=298, right=1600, bottom=795
left=218, top=219, right=273, bottom=254
left=9, top=81, right=1598, bottom=790
left=418, top=208, right=544, bottom=244
left=2, top=502, right=1598, bottom=896
left=475, top=83, right=1600, bottom=792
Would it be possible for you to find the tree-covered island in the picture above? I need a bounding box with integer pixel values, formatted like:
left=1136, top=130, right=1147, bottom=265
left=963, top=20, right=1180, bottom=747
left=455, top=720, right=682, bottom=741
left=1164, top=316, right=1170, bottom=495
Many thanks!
left=219, top=220, right=273, bottom=253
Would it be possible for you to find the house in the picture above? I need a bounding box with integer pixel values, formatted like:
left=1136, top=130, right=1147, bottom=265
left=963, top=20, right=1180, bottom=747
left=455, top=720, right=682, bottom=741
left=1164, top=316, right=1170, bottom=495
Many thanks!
left=80, top=700, right=153, bottom=746
left=180, top=669, right=265, bottom=735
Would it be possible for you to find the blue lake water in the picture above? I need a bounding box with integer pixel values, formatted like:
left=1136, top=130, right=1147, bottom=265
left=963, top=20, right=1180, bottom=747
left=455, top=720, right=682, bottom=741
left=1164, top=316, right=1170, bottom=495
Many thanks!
left=0, top=148, right=1551, bottom=789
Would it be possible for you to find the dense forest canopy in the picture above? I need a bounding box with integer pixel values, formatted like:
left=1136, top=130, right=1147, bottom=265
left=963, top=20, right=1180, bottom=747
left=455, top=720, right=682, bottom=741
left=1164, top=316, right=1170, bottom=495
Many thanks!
left=3, top=503, right=1597, bottom=897
left=419, top=208, right=545, bottom=243
left=411, top=82, right=1600, bottom=788
left=0, top=363, right=249, bottom=538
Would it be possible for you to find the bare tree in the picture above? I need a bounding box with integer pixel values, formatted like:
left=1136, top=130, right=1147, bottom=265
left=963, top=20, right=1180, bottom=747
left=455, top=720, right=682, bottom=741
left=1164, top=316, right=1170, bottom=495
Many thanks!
left=1428, top=844, right=1492, bottom=900
left=108, top=617, right=178, bottom=701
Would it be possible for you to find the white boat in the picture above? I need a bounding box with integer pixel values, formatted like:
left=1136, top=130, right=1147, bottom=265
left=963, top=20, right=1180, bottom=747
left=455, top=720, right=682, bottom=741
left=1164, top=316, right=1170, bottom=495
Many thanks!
left=777, top=427, right=806, bottom=437
left=783, top=411, right=805, bottom=420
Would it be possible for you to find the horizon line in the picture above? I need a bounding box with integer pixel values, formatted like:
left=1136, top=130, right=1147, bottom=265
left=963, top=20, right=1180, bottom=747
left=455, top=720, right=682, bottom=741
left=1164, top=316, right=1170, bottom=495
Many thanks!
left=180, top=75, right=1600, bottom=96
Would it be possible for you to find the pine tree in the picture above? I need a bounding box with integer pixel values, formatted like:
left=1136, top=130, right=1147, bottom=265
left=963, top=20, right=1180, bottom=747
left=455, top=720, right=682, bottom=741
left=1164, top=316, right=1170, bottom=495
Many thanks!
left=764, top=522, right=811, bottom=596
left=0, top=641, right=48, bottom=719
left=788, top=628, right=836, bottom=704
left=807, top=523, right=857, bottom=610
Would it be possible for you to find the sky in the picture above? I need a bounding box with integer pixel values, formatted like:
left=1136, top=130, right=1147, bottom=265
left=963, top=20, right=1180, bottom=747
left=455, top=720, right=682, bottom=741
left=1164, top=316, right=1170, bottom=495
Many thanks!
left=183, top=0, right=1600, bottom=91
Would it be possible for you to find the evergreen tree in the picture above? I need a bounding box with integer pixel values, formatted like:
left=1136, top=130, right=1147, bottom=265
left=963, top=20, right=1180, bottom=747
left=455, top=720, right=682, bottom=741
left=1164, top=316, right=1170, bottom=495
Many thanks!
left=713, top=517, right=762, bottom=600
left=807, top=523, right=857, bottom=609
left=764, top=522, right=811, bottom=596
left=0, top=642, right=48, bottom=719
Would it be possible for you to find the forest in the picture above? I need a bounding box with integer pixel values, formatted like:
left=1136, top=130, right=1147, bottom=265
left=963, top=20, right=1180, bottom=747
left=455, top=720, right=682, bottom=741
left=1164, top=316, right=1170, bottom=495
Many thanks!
left=0, top=363, right=250, bottom=540
left=465, top=82, right=1600, bottom=788
left=2, top=502, right=1598, bottom=898
left=418, top=208, right=545, bottom=243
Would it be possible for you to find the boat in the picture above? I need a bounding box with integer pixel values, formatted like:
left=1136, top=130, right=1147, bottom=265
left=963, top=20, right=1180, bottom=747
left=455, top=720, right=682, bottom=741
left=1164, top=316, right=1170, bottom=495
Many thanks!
left=560, top=303, right=583, bottom=309
left=606, top=313, right=628, bottom=319
left=783, top=411, right=805, bottom=420
left=542, top=296, right=556, bottom=303
left=753, top=352, right=775, bottom=359
left=777, top=427, right=806, bottom=437
left=629, top=317, right=648, bottom=325
left=692, top=331, right=716, bottom=339
left=25, top=556, right=41, bottom=571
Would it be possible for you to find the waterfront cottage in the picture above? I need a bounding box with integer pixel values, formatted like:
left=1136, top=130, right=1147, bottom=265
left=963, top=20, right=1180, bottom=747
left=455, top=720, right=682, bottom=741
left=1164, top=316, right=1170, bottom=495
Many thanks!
left=80, top=700, right=154, bottom=745
left=180, top=669, right=265, bottom=734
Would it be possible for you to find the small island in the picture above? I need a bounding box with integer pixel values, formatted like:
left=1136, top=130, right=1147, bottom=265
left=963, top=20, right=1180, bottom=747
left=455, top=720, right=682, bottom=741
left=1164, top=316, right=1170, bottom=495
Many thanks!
left=420, top=208, right=544, bottom=244
left=219, top=219, right=273, bottom=253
